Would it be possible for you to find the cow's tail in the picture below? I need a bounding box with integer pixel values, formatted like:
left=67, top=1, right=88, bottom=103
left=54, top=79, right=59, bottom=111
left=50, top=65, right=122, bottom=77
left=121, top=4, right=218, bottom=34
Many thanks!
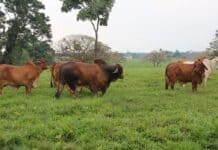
left=165, top=66, right=169, bottom=90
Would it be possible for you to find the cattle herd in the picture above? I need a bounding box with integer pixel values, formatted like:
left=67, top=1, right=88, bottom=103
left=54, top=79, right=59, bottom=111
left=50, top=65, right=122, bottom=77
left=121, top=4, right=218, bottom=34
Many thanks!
left=0, top=57, right=217, bottom=98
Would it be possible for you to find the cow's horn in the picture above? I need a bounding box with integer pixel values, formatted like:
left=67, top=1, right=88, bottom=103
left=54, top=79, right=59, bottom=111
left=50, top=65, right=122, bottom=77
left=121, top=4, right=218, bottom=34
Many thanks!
left=113, top=67, right=119, bottom=73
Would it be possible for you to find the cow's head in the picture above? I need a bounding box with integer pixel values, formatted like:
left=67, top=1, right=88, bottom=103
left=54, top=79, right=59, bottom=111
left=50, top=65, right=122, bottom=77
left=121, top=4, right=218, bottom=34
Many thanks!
left=35, top=60, right=48, bottom=70
left=193, top=59, right=208, bottom=82
left=112, top=64, right=124, bottom=79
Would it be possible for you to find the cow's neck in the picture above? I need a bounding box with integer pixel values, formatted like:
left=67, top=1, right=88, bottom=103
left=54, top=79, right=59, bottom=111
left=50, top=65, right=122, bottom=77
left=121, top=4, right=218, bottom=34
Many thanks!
left=102, top=65, right=118, bottom=84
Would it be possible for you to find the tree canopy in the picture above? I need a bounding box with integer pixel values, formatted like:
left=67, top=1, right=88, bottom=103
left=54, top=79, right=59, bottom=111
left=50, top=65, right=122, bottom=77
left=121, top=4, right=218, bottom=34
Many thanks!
left=0, top=0, right=54, bottom=64
left=60, top=0, right=115, bottom=58
left=209, top=30, right=218, bottom=56
left=54, top=34, right=123, bottom=63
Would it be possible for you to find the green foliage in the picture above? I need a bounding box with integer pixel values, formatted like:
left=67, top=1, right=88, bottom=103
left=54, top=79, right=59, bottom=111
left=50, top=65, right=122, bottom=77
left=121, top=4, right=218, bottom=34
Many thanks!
left=209, top=30, right=218, bottom=56
left=28, top=41, right=54, bottom=64
left=173, top=50, right=181, bottom=58
left=10, top=49, right=31, bottom=65
left=60, top=0, right=115, bottom=58
left=0, top=60, right=217, bottom=149
left=0, top=0, right=54, bottom=64
left=61, top=0, right=114, bottom=23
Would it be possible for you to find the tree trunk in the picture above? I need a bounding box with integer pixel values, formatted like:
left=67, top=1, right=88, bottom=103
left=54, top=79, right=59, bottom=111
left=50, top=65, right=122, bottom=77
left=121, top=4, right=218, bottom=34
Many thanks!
left=94, top=30, right=98, bottom=59
left=90, top=18, right=100, bottom=59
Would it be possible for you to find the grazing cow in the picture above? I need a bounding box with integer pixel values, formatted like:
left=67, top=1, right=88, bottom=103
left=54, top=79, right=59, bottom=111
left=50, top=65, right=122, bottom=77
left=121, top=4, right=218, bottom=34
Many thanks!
left=165, top=59, right=207, bottom=92
left=0, top=60, right=47, bottom=95
left=55, top=60, right=123, bottom=98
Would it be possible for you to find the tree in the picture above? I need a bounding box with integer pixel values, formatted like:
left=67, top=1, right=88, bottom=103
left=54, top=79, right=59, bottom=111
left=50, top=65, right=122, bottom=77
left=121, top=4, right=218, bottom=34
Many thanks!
left=208, top=30, right=218, bottom=56
left=54, top=34, right=123, bottom=63
left=173, top=50, right=181, bottom=58
left=60, top=0, right=115, bottom=58
left=0, top=5, right=5, bottom=52
left=146, top=49, right=170, bottom=67
left=0, top=0, right=53, bottom=64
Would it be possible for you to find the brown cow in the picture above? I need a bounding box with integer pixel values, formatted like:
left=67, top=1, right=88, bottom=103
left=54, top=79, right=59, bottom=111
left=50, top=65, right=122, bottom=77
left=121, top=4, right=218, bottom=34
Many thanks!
left=50, top=62, right=83, bottom=95
left=165, top=59, right=207, bottom=92
left=50, top=63, right=62, bottom=88
left=0, top=60, right=47, bottom=95
left=55, top=60, right=123, bottom=98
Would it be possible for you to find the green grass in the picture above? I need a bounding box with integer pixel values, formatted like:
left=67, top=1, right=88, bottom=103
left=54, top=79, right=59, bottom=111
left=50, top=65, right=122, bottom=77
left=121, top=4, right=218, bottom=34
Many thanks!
left=0, top=59, right=218, bottom=149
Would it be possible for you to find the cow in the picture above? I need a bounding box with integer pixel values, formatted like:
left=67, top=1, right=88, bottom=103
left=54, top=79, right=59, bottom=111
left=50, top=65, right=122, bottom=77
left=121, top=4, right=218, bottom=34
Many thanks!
left=202, top=57, right=218, bottom=85
left=180, top=57, right=218, bottom=86
left=50, top=63, right=62, bottom=88
left=55, top=60, right=123, bottom=98
left=0, top=60, right=47, bottom=95
left=165, top=59, right=207, bottom=92
left=50, top=61, right=83, bottom=95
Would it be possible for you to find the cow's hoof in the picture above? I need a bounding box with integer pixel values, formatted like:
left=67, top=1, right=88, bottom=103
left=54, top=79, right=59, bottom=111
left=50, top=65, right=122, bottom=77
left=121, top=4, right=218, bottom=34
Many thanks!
left=55, top=93, right=60, bottom=99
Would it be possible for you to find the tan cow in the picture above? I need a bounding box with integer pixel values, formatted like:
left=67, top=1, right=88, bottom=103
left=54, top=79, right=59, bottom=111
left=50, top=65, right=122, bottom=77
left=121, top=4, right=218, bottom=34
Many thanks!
left=0, top=60, right=47, bottom=95
left=165, top=59, right=207, bottom=92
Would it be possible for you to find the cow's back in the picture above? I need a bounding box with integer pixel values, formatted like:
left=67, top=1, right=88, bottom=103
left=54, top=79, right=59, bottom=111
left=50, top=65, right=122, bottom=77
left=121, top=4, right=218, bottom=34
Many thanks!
left=0, top=63, right=39, bottom=85
left=60, top=62, right=107, bottom=86
left=74, top=62, right=107, bottom=85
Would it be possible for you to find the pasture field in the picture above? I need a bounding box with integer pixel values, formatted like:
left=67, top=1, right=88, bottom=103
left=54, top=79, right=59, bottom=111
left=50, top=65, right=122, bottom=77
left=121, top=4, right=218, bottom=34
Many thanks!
left=0, top=60, right=218, bottom=150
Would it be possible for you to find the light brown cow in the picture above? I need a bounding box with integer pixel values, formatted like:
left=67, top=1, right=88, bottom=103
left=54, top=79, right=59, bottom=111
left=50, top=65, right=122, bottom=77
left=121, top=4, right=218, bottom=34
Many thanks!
left=0, top=60, right=47, bottom=95
left=165, top=59, right=207, bottom=92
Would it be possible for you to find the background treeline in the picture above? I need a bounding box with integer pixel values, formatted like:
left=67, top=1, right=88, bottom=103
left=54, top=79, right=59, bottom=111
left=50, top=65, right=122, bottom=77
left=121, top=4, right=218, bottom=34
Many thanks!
left=1, top=0, right=218, bottom=65
left=53, top=35, right=125, bottom=63
left=140, top=30, right=218, bottom=67
left=0, top=0, right=123, bottom=65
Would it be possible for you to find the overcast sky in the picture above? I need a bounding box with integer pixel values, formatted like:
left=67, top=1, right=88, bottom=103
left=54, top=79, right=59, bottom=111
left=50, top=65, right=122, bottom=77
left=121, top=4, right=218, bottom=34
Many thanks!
left=41, top=0, right=218, bottom=52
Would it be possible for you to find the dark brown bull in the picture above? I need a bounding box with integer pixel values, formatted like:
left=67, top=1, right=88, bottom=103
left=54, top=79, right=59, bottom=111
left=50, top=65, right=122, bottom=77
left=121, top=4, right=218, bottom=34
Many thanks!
left=0, top=60, right=47, bottom=95
left=55, top=59, right=123, bottom=98
left=165, top=59, right=207, bottom=92
left=50, top=63, right=82, bottom=95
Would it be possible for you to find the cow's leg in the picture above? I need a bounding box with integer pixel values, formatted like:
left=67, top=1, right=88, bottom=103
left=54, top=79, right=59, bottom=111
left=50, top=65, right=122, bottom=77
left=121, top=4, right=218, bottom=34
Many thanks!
left=192, top=82, right=197, bottom=92
left=25, top=85, right=32, bottom=95
left=170, top=82, right=175, bottom=90
left=203, top=75, right=208, bottom=86
left=165, top=76, right=169, bottom=90
left=165, top=80, right=169, bottom=90
left=101, top=87, right=107, bottom=96
left=0, top=84, right=3, bottom=95
left=89, top=84, right=98, bottom=95
left=66, top=80, right=77, bottom=97
left=55, top=82, right=65, bottom=98
left=76, top=86, right=83, bottom=94
left=33, top=78, right=38, bottom=88
left=54, top=80, right=58, bottom=88
left=66, top=85, right=76, bottom=96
